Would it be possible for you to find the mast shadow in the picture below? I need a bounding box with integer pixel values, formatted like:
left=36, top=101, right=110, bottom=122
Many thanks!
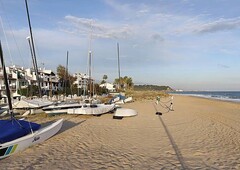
left=152, top=103, right=188, bottom=169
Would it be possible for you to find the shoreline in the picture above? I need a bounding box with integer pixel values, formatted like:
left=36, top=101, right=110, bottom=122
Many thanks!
left=170, top=93, right=240, bottom=104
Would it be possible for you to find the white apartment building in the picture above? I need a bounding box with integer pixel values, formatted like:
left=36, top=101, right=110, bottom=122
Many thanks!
left=0, top=65, right=28, bottom=96
left=73, top=72, right=89, bottom=90
left=0, top=65, right=61, bottom=97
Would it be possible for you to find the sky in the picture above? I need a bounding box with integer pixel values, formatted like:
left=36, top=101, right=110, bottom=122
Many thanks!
left=0, top=0, right=240, bottom=91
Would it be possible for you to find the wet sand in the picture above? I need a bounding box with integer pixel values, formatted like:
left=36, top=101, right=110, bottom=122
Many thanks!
left=1, top=95, right=240, bottom=169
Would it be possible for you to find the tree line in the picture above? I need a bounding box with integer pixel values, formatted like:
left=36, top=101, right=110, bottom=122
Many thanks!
left=57, top=65, right=134, bottom=95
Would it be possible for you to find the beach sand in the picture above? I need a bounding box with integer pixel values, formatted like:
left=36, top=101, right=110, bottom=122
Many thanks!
left=1, top=95, right=240, bottom=169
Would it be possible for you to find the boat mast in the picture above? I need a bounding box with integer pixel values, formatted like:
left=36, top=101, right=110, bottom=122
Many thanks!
left=117, top=42, right=121, bottom=90
left=26, top=36, right=35, bottom=97
left=88, top=50, right=92, bottom=97
left=88, top=22, right=93, bottom=98
left=65, top=51, right=69, bottom=97
left=25, top=0, right=42, bottom=98
left=0, top=41, right=14, bottom=119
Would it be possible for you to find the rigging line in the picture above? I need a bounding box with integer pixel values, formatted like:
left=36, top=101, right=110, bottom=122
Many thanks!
left=156, top=99, right=171, bottom=113
left=0, top=16, right=13, bottom=66
left=155, top=102, right=171, bottom=114
left=159, top=101, right=172, bottom=111
left=159, top=104, right=171, bottom=113
left=157, top=96, right=173, bottom=104
left=156, top=96, right=174, bottom=112
left=160, top=99, right=172, bottom=104
left=8, top=24, right=25, bottom=68
left=0, top=0, right=26, bottom=67
left=0, top=40, right=14, bottom=119
left=33, top=39, right=42, bottom=66
left=27, top=36, right=36, bottom=77
left=23, top=113, right=34, bottom=133
left=12, top=117, right=24, bottom=128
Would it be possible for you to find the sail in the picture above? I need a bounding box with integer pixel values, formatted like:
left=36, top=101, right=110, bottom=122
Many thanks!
left=0, top=119, right=41, bottom=144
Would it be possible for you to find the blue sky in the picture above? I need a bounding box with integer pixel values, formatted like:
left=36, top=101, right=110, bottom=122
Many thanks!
left=1, top=0, right=240, bottom=90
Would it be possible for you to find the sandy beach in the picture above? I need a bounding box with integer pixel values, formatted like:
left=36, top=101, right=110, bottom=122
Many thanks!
left=1, top=95, right=240, bottom=169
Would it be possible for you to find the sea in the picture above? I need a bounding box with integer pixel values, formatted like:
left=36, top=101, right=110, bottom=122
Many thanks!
left=170, top=91, right=240, bottom=103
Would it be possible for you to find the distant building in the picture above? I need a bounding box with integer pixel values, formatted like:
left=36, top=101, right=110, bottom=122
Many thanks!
left=0, top=65, right=28, bottom=97
left=24, top=67, right=61, bottom=95
left=73, top=73, right=89, bottom=96
left=100, top=83, right=116, bottom=92
left=0, top=65, right=100, bottom=98
left=73, top=73, right=89, bottom=90
left=39, top=68, right=60, bottom=95
left=0, top=65, right=61, bottom=97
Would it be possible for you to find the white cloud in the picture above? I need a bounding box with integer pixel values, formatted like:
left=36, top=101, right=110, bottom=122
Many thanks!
left=174, top=17, right=240, bottom=35
left=2, top=0, right=240, bottom=90
left=193, top=17, right=240, bottom=33
left=2, top=27, right=89, bottom=71
left=63, top=15, right=134, bottom=39
left=104, top=0, right=132, bottom=15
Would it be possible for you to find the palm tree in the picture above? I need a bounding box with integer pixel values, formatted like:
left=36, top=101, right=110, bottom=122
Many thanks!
left=114, top=76, right=133, bottom=90
left=126, top=77, right=133, bottom=89
left=101, top=74, right=108, bottom=84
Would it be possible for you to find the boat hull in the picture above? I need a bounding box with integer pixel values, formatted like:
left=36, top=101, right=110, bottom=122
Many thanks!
left=68, top=104, right=115, bottom=115
left=43, top=103, right=82, bottom=115
left=113, top=108, right=137, bottom=118
left=0, top=119, right=63, bottom=159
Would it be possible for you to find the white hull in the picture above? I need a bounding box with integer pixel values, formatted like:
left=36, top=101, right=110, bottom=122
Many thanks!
left=113, top=108, right=137, bottom=118
left=43, top=103, right=82, bottom=115
left=45, top=109, right=68, bottom=115
left=0, top=119, right=63, bottom=159
left=13, top=99, right=54, bottom=109
left=68, top=104, right=115, bottom=115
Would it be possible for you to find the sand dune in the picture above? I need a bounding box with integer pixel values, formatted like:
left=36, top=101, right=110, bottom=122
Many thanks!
left=1, top=95, right=240, bottom=169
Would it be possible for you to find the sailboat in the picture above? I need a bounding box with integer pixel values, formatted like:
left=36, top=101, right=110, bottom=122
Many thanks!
left=113, top=43, right=137, bottom=119
left=0, top=41, right=63, bottom=159
left=10, top=0, right=54, bottom=115
left=67, top=103, right=115, bottom=115
left=66, top=23, right=116, bottom=115
left=42, top=102, right=82, bottom=115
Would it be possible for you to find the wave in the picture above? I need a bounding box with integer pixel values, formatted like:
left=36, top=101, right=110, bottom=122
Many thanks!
left=170, top=91, right=240, bottom=103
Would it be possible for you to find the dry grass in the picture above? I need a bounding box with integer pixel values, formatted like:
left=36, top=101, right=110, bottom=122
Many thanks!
left=61, top=90, right=169, bottom=103
left=98, top=90, right=169, bottom=103
left=97, top=95, right=113, bottom=104
left=127, top=90, right=169, bottom=101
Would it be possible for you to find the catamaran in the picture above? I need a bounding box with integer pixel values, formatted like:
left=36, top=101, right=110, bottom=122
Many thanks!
left=42, top=102, right=82, bottom=115
left=0, top=41, right=63, bottom=159
left=67, top=103, right=115, bottom=115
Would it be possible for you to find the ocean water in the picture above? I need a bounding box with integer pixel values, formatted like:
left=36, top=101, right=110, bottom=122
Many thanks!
left=170, top=91, right=240, bottom=103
